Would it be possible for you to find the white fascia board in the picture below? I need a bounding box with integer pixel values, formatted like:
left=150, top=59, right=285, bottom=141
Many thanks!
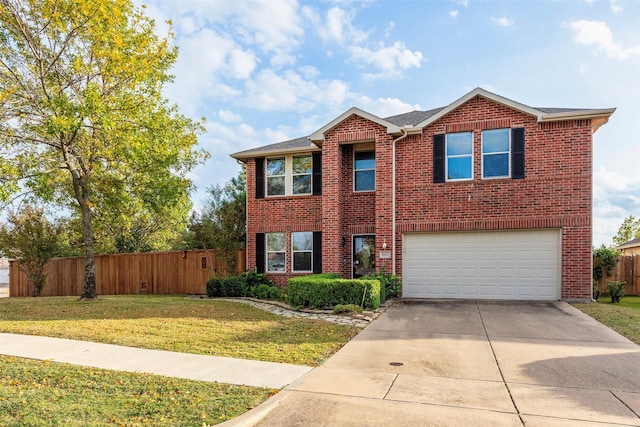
left=309, top=107, right=402, bottom=144
left=539, top=108, right=617, bottom=122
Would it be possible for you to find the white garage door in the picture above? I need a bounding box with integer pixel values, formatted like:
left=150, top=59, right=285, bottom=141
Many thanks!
left=403, top=230, right=561, bottom=300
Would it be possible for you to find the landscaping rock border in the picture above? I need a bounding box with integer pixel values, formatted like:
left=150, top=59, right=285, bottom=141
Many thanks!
left=187, top=295, right=401, bottom=328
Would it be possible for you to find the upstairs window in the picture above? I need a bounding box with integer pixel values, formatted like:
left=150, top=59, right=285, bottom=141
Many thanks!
left=266, top=232, right=286, bottom=272
left=446, top=132, right=473, bottom=181
left=266, top=158, right=285, bottom=196
left=354, top=150, right=375, bottom=191
left=482, top=128, right=510, bottom=178
left=292, top=155, right=312, bottom=195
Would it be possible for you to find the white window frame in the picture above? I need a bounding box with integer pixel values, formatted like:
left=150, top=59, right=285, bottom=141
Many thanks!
left=266, top=232, right=286, bottom=273
left=265, top=153, right=313, bottom=197
left=353, top=146, right=376, bottom=192
left=481, top=128, right=511, bottom=179
left=266, top=157, right=286, bottom=196
left=445, top=131, right=474, bottom=182
left=291, top=232, right=313, bottom=273
left=292, top=155, right=312, bottom=195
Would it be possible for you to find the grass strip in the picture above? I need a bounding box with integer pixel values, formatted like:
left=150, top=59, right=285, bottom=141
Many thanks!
left=0, top=295, right=359, bottom=367
left=0, top=355, right=275, bottom=426
left=573, top=296, right=640, bottom=345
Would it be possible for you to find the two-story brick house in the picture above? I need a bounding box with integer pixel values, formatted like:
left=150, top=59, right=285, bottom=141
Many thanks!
left=231, top=88, right=614, bottom=301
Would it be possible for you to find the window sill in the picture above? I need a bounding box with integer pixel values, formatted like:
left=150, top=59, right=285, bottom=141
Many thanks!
left=262, top=194, right=318, bottom=200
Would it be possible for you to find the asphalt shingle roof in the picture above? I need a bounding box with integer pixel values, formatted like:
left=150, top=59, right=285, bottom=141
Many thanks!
left=231, top=102, right=608, bottom=159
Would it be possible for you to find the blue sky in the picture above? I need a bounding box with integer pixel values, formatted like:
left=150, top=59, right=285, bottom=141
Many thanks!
left=141, top=0, right=640, bottom=247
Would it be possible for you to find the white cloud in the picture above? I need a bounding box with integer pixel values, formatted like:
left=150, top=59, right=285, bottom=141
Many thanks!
left=450, top=10, right=459, bottom=18
left=453, top=0, right=469, bottom=7
left=354, top=96, right=422, bottom=118
left=566, top=20, right=640, bottom=60
left=323, top=7, right=348, bottom=43
left=384, top=22, right=395, bottom=38
left=240, top=69, right=352, bottom=112
left=593, top=164, right=640, bottom=246
left=233, top=0, right=304, bottom=54
left=218, top=110, right=242, bottom=123
left=610, top=0, right=623, bottom=12
left=270, top=53, right=296, bottom=68
left=491, top=16, right=514, bottom=27
left=351, top=41, right=424, bottom=81
left=317, top=6, right=368, bottom=45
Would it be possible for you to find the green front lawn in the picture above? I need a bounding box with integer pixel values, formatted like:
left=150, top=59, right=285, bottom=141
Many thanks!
left=0, top=295, right=360, bottom=426
left=573, top=296, right=640, bottom=345
left=0, top=295, right=359, bottom=366
left=0, top=356, right=274, bottom=426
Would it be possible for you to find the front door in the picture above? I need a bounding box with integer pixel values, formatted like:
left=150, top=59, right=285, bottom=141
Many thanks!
left=353, top=235, right=375, bottom=278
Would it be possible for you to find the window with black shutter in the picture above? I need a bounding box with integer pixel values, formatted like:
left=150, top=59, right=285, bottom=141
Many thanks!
left=255, top=158, right=265, bottom=199
left=312, top=152, right=322, bottom=196
left=313, top=231, right=322, bottom=274
left=511, top=128, right=525, bottom=179
left=433, top=134, right=445, bottom=183
left=255, top=233, right=265, bottom=273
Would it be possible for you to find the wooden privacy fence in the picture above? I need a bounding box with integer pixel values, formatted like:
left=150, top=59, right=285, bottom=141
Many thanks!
left=9, top=249, right=246, bottom=297
left=594, top=254, right=639, bottom=296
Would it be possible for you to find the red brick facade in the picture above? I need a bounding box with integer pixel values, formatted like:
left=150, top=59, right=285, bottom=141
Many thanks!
left=237, top=90, right=613, bottom=300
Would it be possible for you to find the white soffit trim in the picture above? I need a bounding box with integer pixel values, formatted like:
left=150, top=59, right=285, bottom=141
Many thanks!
left=309, top=107, right=402, bottom=144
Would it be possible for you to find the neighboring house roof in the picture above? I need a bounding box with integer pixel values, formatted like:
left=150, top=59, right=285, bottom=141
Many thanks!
left=616, top=237, right=640, bottom=251
left=231, top=87, right=616, bottom=161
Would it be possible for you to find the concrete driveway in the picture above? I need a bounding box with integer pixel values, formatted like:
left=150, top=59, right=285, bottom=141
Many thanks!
left=225, top=301, right=640, bottom=426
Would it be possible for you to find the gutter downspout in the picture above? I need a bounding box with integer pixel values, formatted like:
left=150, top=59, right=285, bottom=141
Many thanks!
left=391, top=128, right=409, bottom=276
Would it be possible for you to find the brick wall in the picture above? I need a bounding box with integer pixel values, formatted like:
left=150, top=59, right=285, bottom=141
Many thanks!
left=394, top=96, right=593, bottom=299
left=245, top=95, right=594, bottom=299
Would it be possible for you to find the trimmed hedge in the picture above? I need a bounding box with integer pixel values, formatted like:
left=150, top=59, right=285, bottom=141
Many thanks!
left=206, top=271, right=278, bottom=299
left=287, top=275, right=380, bottom=309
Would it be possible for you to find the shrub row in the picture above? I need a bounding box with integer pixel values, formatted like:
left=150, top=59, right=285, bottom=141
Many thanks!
left=206, top=271, right=280, bottom=299
left=287, top=275, right=380, bottom=310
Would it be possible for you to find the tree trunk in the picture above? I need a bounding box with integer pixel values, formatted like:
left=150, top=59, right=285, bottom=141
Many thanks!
left=69, top=169, right=97, bottom=299
left=80, top=198, right=97, bottom=299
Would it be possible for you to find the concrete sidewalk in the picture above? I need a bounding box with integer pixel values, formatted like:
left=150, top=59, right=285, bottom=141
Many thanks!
left=224, top=301, right=640, bottom=426
left=0, top=333, right=312, bottom=389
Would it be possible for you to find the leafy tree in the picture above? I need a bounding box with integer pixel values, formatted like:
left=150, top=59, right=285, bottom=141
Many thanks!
left=0, top=0, right=206, bottom=299
left=593, top=244, right=618, bottom=283
left=0, top=207, right=63, bottom=296
left=181, top=170, right=246, bottom=275
left=612, top=215, right=640, bottom=246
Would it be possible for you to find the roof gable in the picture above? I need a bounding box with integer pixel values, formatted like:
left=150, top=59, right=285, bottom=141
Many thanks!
left=309, top=107, right=402, bottom=144
left=415, top=87, right=615, bottom=131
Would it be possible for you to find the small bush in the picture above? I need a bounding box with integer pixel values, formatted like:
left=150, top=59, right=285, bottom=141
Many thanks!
left=360, top=267, right=401, bottom=301
left=333, top=304, right=363, bottom=314
left=252, top=284, right=270, bottom=299
left=287, top=276, right=380, bottom=309
left=221, top=276, right=247, bottom=297
left=242, top=271, right=273, bottom=288
left=607, top=281, right=625, bottom=303
left=206, top=277, right=224, bottom=297
left=267, top=286, right=281, bottom=300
